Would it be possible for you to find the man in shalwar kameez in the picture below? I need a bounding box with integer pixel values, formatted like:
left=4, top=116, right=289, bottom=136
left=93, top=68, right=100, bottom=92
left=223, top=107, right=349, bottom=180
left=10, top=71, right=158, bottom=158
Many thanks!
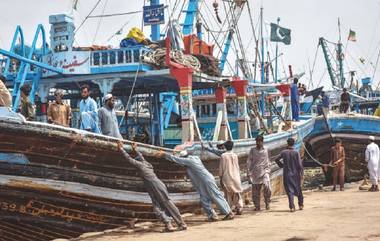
left=247, top=135, right=272, bottom=211
left=276, top=138, right=304, bottom=212
left=365, top=136, right=380, bottom=192
left=117, top=142, right=187, bottom=231
left=290, top=78, right=300, bottom=121
left=79, top=84, right=100, bottom=133
left=203, top=141, right=243, bottom=214
left=161, top=150, right=234, bottom=221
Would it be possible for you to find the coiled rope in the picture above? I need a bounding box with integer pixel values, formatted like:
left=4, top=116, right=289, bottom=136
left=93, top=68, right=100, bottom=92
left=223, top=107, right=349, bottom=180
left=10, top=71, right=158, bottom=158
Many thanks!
left=143, top=48, right=201, bottom=71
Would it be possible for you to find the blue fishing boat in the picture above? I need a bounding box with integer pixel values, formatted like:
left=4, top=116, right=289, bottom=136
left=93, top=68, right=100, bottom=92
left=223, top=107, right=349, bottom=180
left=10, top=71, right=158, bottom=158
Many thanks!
left=0, top=1, right=314, bottom=239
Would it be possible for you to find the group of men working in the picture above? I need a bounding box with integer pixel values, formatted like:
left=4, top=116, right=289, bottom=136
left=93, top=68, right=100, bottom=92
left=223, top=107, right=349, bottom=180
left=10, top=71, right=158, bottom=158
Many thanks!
left=1, top=76, right=379, bottom=231
left=114, top=135, right=305, bottom=231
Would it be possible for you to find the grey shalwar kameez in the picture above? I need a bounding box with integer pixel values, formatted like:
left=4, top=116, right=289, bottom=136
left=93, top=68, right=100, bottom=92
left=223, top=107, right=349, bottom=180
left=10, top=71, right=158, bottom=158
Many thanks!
left=276, top=147, right=304, bottom=209
left=98, top=106, right=122, bottom=138
left=247, top=147, right=272, bottom=209
left=120, top=149, right=184, bottom=226
left=164, top=154, right=231, bottom=219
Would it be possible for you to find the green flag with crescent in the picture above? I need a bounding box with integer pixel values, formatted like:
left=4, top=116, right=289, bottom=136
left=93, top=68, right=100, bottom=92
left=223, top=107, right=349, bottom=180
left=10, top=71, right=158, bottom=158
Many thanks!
left=270, top=23, right=291, bottom=45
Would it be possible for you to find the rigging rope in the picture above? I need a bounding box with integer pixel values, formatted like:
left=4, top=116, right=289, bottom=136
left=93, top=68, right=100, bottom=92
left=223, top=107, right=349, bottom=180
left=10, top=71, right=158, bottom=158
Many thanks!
left=92, top=0, right=109, bottom=45
left=74, top=0, right=102, bottom=36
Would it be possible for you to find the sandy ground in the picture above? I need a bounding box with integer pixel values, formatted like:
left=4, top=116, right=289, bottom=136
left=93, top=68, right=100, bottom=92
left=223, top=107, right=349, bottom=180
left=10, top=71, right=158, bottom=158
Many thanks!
left=79, top=183, right=380, bottom=241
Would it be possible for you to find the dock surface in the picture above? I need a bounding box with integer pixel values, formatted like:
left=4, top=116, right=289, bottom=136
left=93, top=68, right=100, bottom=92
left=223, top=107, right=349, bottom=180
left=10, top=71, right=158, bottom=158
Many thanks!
left=71, top=183, right=380, bottom=241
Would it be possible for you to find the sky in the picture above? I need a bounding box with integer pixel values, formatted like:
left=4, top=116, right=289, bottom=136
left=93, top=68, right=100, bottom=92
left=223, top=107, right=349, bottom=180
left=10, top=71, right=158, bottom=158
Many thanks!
left=0, top=0, right=380, bottom=90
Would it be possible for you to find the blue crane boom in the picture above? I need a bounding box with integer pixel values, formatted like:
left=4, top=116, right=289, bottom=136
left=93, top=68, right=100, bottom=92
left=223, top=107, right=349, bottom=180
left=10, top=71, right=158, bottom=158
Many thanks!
left=319, top=37, right=337, bottom=87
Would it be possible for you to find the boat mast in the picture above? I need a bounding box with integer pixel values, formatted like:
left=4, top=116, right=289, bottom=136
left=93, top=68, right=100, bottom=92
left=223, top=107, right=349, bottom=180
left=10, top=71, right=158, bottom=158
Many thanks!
left=274, top=17, right=280, bottom=83
left=150, top=0, right=160, bottom=41
left=260, top=7, right=265, bottom=84
left=337, top=18, right=345, bottom=88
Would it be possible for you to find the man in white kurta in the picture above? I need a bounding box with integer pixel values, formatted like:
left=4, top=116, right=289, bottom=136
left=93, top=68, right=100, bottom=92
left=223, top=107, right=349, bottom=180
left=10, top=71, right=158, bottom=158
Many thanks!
left=218, top=141, right=243, bottom=214
left=365, top=136, right=380, bottom=192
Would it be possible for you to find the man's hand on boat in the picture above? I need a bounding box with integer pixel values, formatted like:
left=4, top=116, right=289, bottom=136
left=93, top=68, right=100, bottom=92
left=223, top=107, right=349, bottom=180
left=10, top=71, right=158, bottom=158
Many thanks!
left=117, top=141, right=124, bottom=151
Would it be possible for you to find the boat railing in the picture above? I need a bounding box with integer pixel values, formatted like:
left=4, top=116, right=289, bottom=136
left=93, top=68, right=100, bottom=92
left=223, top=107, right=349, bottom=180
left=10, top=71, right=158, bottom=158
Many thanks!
left=90, top=47, right=151, bottom=67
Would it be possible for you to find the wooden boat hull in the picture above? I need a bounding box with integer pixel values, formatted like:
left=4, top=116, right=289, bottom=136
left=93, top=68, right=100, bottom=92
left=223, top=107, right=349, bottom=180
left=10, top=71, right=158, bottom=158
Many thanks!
left=304, top=114, right=380, bottom=183
left=0, top=109, right=315, bottom=239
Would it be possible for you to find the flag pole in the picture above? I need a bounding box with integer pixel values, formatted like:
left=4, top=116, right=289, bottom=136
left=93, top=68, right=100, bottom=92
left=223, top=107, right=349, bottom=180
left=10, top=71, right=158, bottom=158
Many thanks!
left=275, top=17, right=280, bottom=83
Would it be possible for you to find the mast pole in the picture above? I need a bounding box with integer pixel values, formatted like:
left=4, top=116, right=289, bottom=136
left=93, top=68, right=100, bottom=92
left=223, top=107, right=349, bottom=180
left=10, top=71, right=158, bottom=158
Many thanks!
left=151, top=0, right=160, bottom=41
left=337, top=18, right=345, bottom=88
left=260, top=7, right=265, bottom=84
left=275, top=17, right=280, bottom=83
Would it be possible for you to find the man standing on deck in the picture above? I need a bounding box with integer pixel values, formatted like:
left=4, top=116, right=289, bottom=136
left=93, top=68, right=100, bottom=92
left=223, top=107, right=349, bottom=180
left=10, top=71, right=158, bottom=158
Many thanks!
left=19, top=84, right=35, bottom=121
left=79, top=84, right=100, bottom=133
left=247, top=135, right=272, bottom=211
left=0, top=75, right=11, bottom=108
left=160, top=149, right=234, bottom=221
left=275, top=138, right=304, bottom=212
left=340, top=88, right=351, bottom=113
left=330, top=139, right=346, bottom=191
left=117, top=142, right=187, bottom=232
left=98, top=94, right=122, bottom=139
left=290, top=78, right=300, bottom=121
left=47, top=89, right=72, bottom=127
left=203, top=141, right=243, bottom=215
left=365, top=136, right=380, bottom=192
left=320, top=91, right=330, bottom=116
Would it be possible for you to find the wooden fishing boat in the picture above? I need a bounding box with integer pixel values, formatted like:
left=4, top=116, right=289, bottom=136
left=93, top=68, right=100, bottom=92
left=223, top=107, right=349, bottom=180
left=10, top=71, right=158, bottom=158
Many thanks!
left=0, top=108, right=315, bottom=240
left=304, top=113, right=380, bottom=183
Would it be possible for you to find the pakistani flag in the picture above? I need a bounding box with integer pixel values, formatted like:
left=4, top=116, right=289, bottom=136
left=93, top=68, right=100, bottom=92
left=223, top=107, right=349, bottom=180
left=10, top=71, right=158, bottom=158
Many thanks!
left=73, top=0, right=78, bottom=10
left=270, top=23, right=291, bottom=45
left=348, top=29, right=356, bottom=42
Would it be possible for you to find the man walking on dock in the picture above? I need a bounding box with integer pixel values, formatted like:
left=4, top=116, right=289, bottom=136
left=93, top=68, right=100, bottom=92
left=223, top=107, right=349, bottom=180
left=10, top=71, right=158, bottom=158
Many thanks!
left=330, top=139, right=346, bottom=191
left=247, top=135, right=272, bottom=211
left=202, top=141, right=243, bottom=214
left=365, top=136, right=379, bottom=192
left=161, top=149, right=234, bottom=221
left=276, top=138, right=304, bottom=212
left=117, top=142, right=187, bottom=232
left=98, top=94, right=122, bottom=139
left=79, top=84, right=100, bottom=133
left=47, top=89, right=72, bottom=127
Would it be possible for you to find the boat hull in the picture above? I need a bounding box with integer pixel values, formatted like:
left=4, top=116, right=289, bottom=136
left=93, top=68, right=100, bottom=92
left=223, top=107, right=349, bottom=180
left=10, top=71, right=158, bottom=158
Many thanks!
left=304, top=114, right=380, bottom=183
left=0, top=110, right=314, bottom=239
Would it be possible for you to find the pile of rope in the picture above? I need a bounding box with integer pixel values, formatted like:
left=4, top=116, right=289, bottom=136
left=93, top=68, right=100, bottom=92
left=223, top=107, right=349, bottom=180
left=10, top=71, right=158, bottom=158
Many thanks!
left=143, top=48, right=201, bottom=71
left=193, top=54, right=221, bottom=77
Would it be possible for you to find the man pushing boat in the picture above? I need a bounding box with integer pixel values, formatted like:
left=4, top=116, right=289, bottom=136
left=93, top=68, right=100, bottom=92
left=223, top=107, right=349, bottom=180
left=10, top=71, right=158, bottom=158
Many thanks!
left=159, top=146, right=234, bottom=222
left=117, top=141, right=187, bottom=232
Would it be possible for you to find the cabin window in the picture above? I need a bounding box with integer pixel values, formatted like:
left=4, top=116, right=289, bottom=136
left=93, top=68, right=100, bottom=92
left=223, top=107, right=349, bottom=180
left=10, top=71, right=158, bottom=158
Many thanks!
left=133, top=50, right=140, bottom=62
left=93, top=52, right=100, bottom=66
left=126, top=50, right=131, bottom=63
left=109, top=52, right=116, bottom=65
left=212, top=103, right=216, bottom=116
left=118, top=51, right=124, bottom=64
left=101, top=52, right=108, bottom=65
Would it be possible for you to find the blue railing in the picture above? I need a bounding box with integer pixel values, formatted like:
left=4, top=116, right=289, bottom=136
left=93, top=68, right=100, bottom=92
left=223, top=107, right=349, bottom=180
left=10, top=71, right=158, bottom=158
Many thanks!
left=90, top=47, right=150, bottom=67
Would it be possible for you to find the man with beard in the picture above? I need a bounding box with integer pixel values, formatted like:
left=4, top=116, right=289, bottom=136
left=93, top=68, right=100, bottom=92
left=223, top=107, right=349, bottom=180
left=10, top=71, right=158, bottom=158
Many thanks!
left=47, top=89, right=72, bottom=127
left=365, top=136, right=380, bottom=192
left=98, top=94, right=122, bottom=138
left=79, top=84, right=100, bottom=133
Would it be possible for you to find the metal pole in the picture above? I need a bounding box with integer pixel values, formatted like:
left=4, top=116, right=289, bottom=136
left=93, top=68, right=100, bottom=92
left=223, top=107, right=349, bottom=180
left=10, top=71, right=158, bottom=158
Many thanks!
left=151, top=0, right=160, bottom=41
left=275, top=17, right=280, bottom=83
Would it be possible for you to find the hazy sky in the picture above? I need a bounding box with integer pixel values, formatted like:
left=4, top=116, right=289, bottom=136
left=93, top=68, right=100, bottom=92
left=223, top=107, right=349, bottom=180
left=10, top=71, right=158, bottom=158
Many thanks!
left=0, top=0, right=379, bottom=90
